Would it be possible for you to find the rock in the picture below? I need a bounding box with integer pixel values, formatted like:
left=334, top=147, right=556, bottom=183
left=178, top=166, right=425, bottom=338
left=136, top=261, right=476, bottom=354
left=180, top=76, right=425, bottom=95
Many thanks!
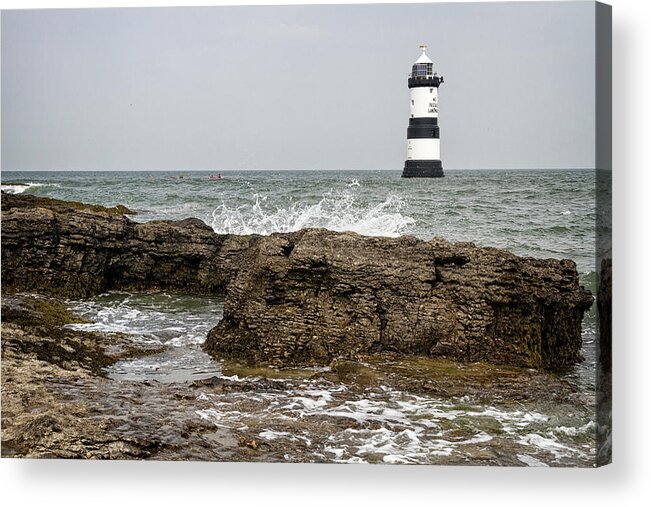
left=1, top=193, right=593, bottom=370
left=0, top=293, right=238, bottom=460
left=1, top=193, right=255, bottom=298
left=0, top=295, right=590, bottom=464
left=1, top=192, right=136, bottom=216
left=237, top=435, right=261, bottom=450
left=204, top=228, right=593, bottom=369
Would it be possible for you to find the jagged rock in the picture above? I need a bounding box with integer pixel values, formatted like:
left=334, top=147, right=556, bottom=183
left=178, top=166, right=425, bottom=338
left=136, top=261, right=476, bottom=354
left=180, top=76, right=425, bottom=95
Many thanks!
left=1, top=193, right=593, bottom=369
left=1, top=193, right=255, bottom=297
left=204, top=228, right=593, bottom=369
left=0, top=293, right=240, bottom=460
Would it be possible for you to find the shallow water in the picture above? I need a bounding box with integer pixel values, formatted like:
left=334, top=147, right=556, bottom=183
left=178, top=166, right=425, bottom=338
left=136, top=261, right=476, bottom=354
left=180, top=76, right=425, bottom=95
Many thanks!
left=65, top=292, right=596, bottom=466
left=67, top=293, right=224, bottom=383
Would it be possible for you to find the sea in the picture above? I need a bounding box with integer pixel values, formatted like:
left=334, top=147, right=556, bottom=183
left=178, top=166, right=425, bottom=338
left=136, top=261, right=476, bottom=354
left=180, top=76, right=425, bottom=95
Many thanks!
left=1, top=169, right=598, bottom=466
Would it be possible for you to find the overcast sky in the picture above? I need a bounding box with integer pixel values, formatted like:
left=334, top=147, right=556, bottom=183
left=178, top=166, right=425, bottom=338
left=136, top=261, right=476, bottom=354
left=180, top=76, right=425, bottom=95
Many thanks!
left=1, top=2, right=596, bottom=171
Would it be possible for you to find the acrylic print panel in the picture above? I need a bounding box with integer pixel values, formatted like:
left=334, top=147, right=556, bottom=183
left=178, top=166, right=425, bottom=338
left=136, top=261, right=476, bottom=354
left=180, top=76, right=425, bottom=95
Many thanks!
left=0, top=1, right=611, bottom=467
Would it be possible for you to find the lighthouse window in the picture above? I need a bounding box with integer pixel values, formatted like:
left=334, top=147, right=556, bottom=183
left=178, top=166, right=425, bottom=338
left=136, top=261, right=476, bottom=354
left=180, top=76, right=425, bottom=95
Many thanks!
left=412, top=63, right=432, bottom=77
left=411, top=99, right=414, bottom=105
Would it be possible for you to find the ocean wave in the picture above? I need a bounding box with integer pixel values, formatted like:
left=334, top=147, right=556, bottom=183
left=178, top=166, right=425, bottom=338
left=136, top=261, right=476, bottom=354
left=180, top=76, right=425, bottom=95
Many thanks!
left=0, top=182, right=60, bottom=194
left=210, top=190, right=415, bottom=237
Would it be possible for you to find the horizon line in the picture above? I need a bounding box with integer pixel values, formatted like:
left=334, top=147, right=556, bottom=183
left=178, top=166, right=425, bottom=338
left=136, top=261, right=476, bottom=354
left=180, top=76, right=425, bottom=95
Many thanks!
left=2, top=167, right=598, bottom=173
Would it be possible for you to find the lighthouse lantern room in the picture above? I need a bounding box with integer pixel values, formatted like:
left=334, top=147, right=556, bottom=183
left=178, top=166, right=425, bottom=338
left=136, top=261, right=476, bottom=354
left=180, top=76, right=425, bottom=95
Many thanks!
left=402, top=45, right=444, bottom=178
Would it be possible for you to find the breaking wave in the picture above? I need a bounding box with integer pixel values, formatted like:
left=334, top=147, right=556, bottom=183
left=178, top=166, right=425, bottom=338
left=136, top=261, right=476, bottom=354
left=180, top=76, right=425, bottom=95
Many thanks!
left=210, top=190, right=415, bottom=237
left=0, top=182, right=60, bottom=194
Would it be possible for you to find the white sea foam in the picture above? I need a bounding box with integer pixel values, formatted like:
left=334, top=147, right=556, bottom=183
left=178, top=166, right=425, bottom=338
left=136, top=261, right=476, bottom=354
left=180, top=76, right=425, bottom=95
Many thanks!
left=517, top=454, right=550, bottom=467
left=66, top=295, right=220, bottom=347
left=210, top=190, right=415, bottom=237
left=323, top=446, right=345, bottom=460
left=552, top=421, right=596, bottom=437
left=517, top=433, right=584, bottom=460
left=65, top=291, right=592, bottom=464
left=188, top=376, right=594, bottom=465
left=329, top=426, right=455, bottom=462
left=195, top=407, right=246, bottom=429
left=0, top=182, right=60, bottom=194
left=259, top=430, right=292, bottom=440
left=1, top=184, right=29, bottom=194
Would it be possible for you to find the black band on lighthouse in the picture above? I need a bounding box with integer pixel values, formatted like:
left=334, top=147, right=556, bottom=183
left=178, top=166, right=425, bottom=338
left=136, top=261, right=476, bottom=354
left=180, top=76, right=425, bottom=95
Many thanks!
left=408, top=76, right=443, bottom=89
left=407, top=125, right=440, bottom=139
left=409, top=117, right=438, bottom=126
left=402, top=160, right=444, bottom=178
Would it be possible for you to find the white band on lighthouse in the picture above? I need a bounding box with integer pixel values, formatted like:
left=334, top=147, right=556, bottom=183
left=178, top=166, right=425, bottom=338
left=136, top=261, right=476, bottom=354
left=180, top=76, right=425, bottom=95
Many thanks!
left=407, top=139, right=440, bottom=160
left=409, top=87, right=438, bottom=119
left=402, top=45, right=444, bottom=178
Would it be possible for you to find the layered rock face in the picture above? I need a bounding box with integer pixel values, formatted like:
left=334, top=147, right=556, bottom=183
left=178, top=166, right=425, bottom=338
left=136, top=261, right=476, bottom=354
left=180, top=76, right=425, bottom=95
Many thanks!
left=1, top=194, right=254, bottom=298
left=205, top=229, right=593, bottom=369
left=2, top=193, right=593, bottom=370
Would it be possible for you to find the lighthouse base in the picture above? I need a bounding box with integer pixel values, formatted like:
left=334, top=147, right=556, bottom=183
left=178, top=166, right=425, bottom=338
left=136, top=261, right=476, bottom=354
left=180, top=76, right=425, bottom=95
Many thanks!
left=402, top=160, right=444, bottom=178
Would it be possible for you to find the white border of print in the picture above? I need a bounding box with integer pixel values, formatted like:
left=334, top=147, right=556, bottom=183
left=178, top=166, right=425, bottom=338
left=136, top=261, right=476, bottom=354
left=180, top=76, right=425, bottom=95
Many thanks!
left=1, top=1, right=649, bottom=506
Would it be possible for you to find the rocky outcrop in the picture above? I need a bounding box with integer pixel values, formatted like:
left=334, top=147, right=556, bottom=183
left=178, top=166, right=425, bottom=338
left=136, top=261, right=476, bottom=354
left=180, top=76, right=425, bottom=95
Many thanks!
left=204, top=229, right=593, bottom=369
left=1, top=193, right=593, bottom=370
left=1, top=193, right=255, bottom=298
left=1, top=294, right=246, bottom=460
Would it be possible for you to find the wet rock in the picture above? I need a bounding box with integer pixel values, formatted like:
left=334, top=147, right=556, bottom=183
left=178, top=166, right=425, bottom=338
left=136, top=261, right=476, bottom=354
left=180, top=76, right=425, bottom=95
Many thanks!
left=2, top=295, right=117, bottom=375
left=205, top=229, right=593, bottom=369
left=190, top=375, right=289, bottom=392
left=1, top=192, right=136, bottom=216
left=2, top=193, right=593, bottom=370
left=1, top=193, right=255, bottom=298
left=0, top=293, right=593, bottom=465
left=0, top=295, right=238, bottom=460
left=237, top=435, right=262, bottom=450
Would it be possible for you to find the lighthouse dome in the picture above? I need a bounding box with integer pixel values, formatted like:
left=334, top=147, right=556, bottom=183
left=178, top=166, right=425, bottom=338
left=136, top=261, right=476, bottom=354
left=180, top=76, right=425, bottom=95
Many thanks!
left=411, top=45, right=434, bottom=77
left=415, top=46, right=433, bottom=64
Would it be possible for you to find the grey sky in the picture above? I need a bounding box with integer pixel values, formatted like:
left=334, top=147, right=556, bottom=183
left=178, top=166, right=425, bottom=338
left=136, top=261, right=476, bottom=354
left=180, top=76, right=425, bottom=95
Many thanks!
left=1, top=2, right=595, bottom=171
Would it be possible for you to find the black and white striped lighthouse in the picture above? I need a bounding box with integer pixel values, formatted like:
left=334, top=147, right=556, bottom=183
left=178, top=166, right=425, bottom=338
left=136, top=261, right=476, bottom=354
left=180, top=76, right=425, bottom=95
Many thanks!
left=402, top=45, right=444, bottom=178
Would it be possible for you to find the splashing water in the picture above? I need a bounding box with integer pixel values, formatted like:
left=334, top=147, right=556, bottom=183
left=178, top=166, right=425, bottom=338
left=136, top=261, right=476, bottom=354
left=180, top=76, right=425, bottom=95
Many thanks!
left=0, top=182, right=60, bottom=194
left=66, top=293, right=225, bottom=383
left=1, top=169, right=597, bottom=274
left=210, top=190, right=415, bottom=237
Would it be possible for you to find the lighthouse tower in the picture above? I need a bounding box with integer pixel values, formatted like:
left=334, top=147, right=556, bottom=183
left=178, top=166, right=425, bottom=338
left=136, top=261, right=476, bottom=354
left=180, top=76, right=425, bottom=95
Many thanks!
left=402, top=45, right=444, bottom=178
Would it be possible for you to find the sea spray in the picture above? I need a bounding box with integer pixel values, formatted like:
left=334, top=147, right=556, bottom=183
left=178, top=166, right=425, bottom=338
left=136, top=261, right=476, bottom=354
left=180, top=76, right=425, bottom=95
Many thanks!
left=0, top=182, right=60, bottom=194
left=210, top=189, right=415, bottom=237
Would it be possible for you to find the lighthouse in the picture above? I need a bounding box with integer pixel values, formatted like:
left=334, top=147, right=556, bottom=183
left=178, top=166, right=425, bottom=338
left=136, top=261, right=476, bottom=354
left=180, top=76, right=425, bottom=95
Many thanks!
left=402, top=45, right=444, bottom=178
